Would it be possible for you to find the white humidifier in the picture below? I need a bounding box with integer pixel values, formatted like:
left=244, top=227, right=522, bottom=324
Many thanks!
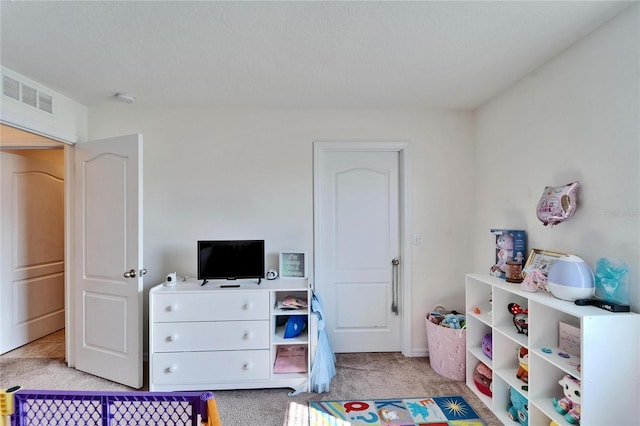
left=547, top=255, right=594, bottom=302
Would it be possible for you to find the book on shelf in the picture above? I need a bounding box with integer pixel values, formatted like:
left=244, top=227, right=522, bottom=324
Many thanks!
left=276, top=295, right=308, bottom=310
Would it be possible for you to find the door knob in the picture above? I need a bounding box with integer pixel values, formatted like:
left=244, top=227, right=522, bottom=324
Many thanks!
left=124, top=269, right=137, bottom=278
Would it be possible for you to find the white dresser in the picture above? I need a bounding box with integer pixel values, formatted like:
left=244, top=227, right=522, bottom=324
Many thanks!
left=149, top=278, right=310, bottom=392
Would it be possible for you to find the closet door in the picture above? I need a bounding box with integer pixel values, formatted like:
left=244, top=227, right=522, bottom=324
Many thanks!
left=0, top=149, right=65, bottom=354
left=315, top=146, right=402, bottom=353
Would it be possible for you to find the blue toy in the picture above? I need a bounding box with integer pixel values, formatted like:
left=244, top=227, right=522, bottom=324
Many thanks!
left=441, top=313, right=466, bottom=329
left=507, top=386, right=528, bottom=426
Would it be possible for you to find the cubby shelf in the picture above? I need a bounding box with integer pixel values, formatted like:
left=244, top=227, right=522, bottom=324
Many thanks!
left=465, top=273, right=639, bottom=426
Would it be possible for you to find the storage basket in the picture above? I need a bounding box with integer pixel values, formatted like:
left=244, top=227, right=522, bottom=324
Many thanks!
left=425, top=308, right=466, bottom=381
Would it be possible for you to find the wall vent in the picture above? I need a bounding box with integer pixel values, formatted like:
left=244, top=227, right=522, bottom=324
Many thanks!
left=1, top=72, right=54, bottom=114
left=3, top=75, right=20, bottom=100
left=38, top=92, right=53, bottom=114
left=21, top=83, right=38, bottom=107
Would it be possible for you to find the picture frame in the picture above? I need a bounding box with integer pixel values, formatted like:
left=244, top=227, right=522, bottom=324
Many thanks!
left=523, top=249, right=566, bottom=277
left=279, top=251, right=308, bottom=279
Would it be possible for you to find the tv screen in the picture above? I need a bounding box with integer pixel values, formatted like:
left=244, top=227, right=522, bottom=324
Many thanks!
left=198, top=240, right=265, bottom=284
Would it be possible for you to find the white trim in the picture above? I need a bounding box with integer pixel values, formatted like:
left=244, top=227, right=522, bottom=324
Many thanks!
left=312, top=140, right=413, bottom=356
left=64, top=145, right=75, bottom=366
left=0, top=110, right=78, bottom=145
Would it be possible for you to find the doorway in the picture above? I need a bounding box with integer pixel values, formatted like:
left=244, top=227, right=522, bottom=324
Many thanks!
left=0, top=124, right=67, bottom=357
left=313, top=141, right=412, bottom=355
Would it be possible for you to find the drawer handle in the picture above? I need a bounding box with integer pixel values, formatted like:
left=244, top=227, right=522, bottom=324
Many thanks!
left=242, top=362, right=250, bottom=371
left=166, top=305, right=178, bottom=312
left=167, top=334, right=178, bottom=342
left=242, top=303, right=251, bottom=310
left=167, top=365, right=178, bottom=373
left=242, top=331, right=250, bottom=340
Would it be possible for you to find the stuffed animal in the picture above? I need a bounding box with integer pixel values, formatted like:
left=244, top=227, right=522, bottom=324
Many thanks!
left=491, top=233, right=514, bottom=276
left=508, top=303, right=529, bottom=335
left=473, top=362, right=492, bottom=397
left=482, top=333, right=492, bottom=359
left=553, top=375, right=581, bottom=424
left=441, top=313, right=466, bottom=329
left=516, top=346, right=529, bottom=383
left=507, top=386, right=528, bottom=426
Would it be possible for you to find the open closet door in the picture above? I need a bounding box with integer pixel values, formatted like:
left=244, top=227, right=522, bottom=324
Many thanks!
left=73, top=134, right=144, bottom=388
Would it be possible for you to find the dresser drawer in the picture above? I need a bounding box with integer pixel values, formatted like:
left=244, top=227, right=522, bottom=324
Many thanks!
left=152, top=321, right=269, bottom=352
left=152, top=291, right=269, bottom=322
left=152, top=350, right=270, bottom=384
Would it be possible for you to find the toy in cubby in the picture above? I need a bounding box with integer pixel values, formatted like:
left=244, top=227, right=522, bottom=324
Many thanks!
left=473, top=362, right=492, bottom=397
left=553, top=374, right=581, bottom=424
left=482, top=333, right=492, bottom=359
left=516, top=346, right=529, bottom=383
left=507, top=386, right=528, bottom=426
left=508, top=303, right=528, bottom=335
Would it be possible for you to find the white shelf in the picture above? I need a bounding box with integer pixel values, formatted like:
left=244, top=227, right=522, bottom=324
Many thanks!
left=272, top=325, right=309, bottom=344
left=466, top=273, right=640, bottom=425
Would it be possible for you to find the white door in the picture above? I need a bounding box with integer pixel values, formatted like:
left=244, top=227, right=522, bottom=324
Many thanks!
left=74, top=134, right=143, bottom=388
left=0, top=149, right=65, bottom=354
left=315, top=146, right=402, bottom=353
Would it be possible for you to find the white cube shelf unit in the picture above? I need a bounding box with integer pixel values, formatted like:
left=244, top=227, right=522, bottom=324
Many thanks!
left=465, top=273, right=639, bottom=426
left=149, top=278, right=311, bottom=392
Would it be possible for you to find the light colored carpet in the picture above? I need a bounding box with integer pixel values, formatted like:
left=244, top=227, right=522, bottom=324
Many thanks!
left=0, top=332, right=501, bottom=425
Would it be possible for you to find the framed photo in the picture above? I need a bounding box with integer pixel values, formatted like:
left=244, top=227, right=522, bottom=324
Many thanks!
left=279, top=251, right=308, bottom=279
left=523, top=249, right=566, bottom=277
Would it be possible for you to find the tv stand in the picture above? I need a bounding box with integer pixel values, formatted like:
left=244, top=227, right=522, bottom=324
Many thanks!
left=149, top=278, right=311, bottom=392
left=200, top=277, right=262, bottom=286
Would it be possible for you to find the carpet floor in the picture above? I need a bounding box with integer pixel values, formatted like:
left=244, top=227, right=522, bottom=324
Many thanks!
left=0, top=332, right=501, bottom=426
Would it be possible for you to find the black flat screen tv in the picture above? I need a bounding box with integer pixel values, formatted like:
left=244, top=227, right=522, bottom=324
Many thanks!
left=197, top=240, right=265, bottom=285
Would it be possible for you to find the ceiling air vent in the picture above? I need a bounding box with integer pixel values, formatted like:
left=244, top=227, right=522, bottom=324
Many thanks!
left=2, top=75, right=20, bottom=100
left=38, top=92, right=53, bottom=113
left=21, top=83, right=38, bottom=108
left=1, top=72, right=54, bottom=114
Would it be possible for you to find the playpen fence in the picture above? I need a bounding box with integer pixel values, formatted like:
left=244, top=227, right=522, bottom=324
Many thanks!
left=2, top=389, right=220, bottom=426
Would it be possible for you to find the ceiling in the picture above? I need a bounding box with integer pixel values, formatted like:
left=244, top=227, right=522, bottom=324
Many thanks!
left=0, top=1, right=635, bottom=110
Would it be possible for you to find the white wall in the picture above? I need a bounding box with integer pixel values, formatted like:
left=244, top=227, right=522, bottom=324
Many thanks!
left=472, top=5, right=639, bottom=311
left=88, top=108, right=475, bottom=354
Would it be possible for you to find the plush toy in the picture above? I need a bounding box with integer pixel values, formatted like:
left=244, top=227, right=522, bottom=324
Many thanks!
left=553, top=375, right=581, bottom=424
left=473, top=362, right=492, bottom=397
left=482, top=333, right=492, bottom=359
left=441, top=313, right=466, bottom=329
left=507, top=386, right=528, bottom=426
left=508, top=303, right=529, bottom=335
left=516, top=346, right=529, bottom=383
left=491, top=233, right=514, bottom=276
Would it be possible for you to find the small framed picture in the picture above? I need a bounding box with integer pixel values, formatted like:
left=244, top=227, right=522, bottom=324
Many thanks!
left=279, top=251, right=308, bottom=279
left=523, top=248, right=566, bottom=277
